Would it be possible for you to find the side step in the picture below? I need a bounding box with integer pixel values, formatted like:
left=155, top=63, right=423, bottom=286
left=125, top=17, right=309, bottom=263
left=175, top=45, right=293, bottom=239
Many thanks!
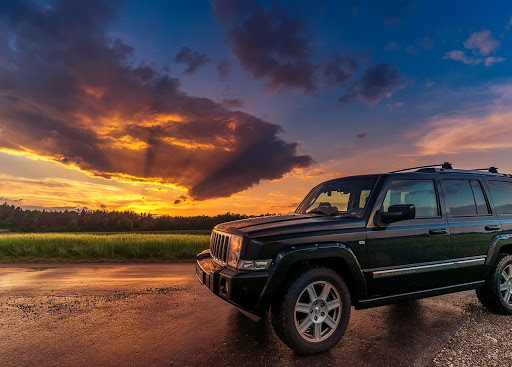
left=356, top=281, right=485, bottom=309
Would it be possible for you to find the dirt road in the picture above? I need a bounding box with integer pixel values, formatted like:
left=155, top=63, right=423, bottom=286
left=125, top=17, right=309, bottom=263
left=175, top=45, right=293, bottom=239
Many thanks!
left=0, top=264, right=492, bottom=366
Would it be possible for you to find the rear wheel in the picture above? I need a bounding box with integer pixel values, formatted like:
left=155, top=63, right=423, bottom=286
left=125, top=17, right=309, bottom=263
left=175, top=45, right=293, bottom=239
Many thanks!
left=271, top=267, right=351, bottom=355
left=476, top=254, right=512, bottom=314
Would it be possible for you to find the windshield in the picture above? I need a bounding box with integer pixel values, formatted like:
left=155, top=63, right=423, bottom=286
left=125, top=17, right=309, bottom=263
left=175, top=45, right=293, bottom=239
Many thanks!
left=295, top=177, right=377, bottom=217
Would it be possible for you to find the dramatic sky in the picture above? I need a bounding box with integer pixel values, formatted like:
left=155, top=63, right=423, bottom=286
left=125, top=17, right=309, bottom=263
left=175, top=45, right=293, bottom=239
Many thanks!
left=0, top=0, right=511, bottom=215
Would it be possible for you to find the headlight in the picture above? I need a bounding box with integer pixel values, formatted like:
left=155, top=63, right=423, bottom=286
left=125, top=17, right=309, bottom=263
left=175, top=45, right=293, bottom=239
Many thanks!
left=238, top=259, right=271, bottom=270
left=227, top=234, right=243, bottom=268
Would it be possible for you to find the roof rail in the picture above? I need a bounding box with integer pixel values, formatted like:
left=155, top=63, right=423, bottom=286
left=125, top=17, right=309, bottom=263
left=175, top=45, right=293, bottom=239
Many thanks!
left=388, top=163, right=512, bottom=177
left=390, top=162, right=453, bottom=173
left=474, top=167, right=499, bottom=173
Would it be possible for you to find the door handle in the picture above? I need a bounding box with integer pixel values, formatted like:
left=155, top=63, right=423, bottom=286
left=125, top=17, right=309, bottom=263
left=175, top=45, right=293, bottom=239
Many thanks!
left=485, top=225, right=501, bottom=231
left=429, top=229, right=448, bottom=235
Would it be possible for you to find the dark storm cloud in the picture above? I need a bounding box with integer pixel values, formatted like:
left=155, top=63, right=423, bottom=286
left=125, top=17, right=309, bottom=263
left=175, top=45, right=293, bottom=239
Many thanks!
left=211, top=0, right=316, bottom=91
left=319, top=54, right=358, bottom=87
left=210, top=0, right=402, bottom=106
left=339, top=64, right=403, bottom=105
left=188, top=115, right=309, bottom=199
left=0, top=0, right=312, bottom=200
left=358, top=64, right=402, bottom=103
left=221, top=98, right=243, bottom=108
left=175, top=47, right=210, bottom=74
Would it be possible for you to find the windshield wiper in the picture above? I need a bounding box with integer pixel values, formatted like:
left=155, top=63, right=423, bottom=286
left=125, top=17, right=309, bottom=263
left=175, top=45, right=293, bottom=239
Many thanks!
left=308, top=207, right=340, bottom=216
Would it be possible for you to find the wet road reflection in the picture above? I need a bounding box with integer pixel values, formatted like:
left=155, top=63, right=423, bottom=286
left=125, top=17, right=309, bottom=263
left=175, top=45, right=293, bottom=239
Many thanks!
left=0, top=264, right=471, bottom=367
left=192, top=297, right=463, bottom=367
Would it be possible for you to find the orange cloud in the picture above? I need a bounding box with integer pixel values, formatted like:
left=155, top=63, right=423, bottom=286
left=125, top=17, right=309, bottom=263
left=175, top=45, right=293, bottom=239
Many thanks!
left=110, top=135, right=150, bottom=150
left=82, top=86, right=105, bottom=99
left=0, top=2, right=312, bottom=201
left=414, top=109, right=512, bottom=155
left=162, top=137, right=217, bottom=151
left=279, top=167, right=342, bottom=180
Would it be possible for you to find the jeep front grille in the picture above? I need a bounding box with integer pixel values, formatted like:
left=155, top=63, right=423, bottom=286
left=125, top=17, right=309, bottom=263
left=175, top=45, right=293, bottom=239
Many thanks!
left=210, top=230, right=230, bottom=264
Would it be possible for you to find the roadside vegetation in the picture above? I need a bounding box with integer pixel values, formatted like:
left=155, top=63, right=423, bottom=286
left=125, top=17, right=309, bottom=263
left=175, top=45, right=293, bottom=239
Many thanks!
left=0, top=232, right=211, bottom=262
left=0, top=203, right=279, bottom=263
left=0, top=203, right=266, bottom=232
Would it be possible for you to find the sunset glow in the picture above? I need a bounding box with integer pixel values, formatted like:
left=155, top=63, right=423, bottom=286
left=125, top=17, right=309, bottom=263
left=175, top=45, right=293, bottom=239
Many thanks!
left=0, top=1, right=511, bottom=216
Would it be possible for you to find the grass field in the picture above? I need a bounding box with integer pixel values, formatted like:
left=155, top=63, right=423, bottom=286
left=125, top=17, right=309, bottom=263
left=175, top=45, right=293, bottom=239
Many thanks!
left=0, top=232, right=211, bottom=263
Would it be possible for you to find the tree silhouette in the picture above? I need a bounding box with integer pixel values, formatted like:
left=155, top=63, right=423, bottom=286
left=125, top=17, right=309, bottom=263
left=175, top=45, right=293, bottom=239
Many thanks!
left=0, top=203, right=275, bottom=232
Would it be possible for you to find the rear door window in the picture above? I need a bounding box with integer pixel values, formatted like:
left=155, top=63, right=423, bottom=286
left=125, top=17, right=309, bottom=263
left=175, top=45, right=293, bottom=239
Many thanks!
left=444, top=179, right=490, bottom=216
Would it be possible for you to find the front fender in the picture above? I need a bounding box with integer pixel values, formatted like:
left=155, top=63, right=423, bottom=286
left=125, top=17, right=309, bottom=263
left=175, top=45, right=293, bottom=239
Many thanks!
left=254, top=242, right=367, bottom=313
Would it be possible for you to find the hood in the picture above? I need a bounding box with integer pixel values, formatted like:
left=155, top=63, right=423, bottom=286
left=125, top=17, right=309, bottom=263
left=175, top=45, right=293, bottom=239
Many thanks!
left=215, top=213, right=366, bottom=239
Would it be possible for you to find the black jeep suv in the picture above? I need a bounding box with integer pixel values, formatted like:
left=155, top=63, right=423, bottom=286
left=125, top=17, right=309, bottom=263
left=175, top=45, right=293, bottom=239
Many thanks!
left=196, top=163, right=512, bottom=354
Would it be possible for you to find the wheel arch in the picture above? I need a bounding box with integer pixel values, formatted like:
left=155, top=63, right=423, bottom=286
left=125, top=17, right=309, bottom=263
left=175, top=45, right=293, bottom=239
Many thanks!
left=255, top=243, right=367, bottom=312
left=498, top=243, right=512, bottom=255
left=283, top=257, right=360, bottom=304
left=486, top=234, right=512, bottom=266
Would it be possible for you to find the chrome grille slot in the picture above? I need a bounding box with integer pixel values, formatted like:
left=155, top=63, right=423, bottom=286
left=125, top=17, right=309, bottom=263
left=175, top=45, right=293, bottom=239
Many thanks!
left=210, top=230, right=230, bottom=264
left=220, top=234, right=229, bottom=263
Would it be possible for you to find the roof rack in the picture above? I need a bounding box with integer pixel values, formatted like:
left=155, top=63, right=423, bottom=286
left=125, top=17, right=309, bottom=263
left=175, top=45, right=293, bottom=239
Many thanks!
left=390, top=162, right=453, bottom=173
left=474, top=167, right=499, bottom=173
left=390, top=163, right=512, bottom=177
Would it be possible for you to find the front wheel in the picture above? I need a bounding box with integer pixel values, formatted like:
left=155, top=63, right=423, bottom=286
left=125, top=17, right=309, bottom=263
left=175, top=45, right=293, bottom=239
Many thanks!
left=476, top=254, right=512, bottom=314
left=271, top=267, right=351, bottom=355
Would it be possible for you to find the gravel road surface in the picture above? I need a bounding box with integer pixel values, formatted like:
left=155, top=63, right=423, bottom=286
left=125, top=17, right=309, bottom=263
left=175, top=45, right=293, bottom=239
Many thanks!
left=0, top=264, right=506, bottom=366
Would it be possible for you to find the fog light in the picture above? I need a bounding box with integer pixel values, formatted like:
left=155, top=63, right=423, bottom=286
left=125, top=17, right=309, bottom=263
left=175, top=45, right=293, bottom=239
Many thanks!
left=220, top=277, right=228, bottom=295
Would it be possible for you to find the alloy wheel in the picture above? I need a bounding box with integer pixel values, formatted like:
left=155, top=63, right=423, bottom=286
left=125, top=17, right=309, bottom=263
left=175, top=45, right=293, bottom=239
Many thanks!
left=294, top=281, right=342, bottom=342
left=500, top=264, right=512, bottom=305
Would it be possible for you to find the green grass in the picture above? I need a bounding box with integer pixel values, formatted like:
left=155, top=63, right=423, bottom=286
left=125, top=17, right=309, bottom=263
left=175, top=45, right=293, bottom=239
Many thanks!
left=0, top=232, right=211, bottom=263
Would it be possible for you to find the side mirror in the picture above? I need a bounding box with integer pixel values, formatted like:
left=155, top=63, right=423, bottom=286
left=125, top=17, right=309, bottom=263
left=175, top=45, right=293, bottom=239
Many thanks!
left=374, top=204, right=416, bottom=227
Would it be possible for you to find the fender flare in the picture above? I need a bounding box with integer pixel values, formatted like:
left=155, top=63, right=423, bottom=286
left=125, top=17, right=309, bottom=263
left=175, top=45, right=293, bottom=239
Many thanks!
left=254, top=242, right=367, bottom=312
left=486, top=234, right=512, bottom=265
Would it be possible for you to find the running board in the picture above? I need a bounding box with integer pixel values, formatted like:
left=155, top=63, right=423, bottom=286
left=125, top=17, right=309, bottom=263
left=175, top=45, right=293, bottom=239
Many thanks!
left=356, top=281, right=485, bottom=309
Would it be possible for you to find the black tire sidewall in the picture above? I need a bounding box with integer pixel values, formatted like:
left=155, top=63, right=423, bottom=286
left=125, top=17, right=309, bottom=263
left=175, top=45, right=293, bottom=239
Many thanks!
left=280, top=268, right=351, bottom=354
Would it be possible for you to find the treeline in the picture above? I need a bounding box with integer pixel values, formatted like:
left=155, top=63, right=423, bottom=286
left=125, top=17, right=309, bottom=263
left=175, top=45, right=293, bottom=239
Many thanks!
left=0, top=203, right=270, bottom=232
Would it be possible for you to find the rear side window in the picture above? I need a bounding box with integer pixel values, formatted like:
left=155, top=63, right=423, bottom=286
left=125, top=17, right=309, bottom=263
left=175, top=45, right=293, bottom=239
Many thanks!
left=489, top=181, right=512, bottom=214
left=444, top=179, right=490, bottom=216
left=382, top=180, right=439, bottom=218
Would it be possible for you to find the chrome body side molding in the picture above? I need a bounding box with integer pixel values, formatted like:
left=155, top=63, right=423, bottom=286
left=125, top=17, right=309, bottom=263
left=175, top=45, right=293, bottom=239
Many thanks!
left=366, top=256, right=486, bottom=279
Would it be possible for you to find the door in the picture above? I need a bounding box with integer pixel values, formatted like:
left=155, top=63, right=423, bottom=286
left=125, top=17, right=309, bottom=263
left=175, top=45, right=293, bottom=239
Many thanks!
left=365, top=176, right=451, bottom=296
left=441, top=176, right=501, bottom=283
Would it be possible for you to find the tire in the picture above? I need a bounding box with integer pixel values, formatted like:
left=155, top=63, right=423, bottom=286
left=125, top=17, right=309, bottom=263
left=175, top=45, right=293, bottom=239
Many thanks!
left=476, top=254, right=512, bottom=315
left=271, top=267, right=351, bottom=355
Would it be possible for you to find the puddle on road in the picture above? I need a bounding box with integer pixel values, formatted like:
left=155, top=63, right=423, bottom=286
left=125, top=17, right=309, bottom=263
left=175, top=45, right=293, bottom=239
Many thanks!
left=27, top=267, right=56, bottom=272
left=0, top=265, right=192, bottom=290
left=1, top=284, right=191, bottom=321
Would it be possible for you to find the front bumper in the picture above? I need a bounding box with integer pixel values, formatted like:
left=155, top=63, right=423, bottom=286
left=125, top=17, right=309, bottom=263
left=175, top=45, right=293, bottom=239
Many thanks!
left=196, top=250, right=269, bottom=318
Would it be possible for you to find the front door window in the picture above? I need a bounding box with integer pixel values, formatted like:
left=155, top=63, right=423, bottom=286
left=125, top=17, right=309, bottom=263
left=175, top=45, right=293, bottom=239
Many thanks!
left=382, top=180, right=439, bottom=218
